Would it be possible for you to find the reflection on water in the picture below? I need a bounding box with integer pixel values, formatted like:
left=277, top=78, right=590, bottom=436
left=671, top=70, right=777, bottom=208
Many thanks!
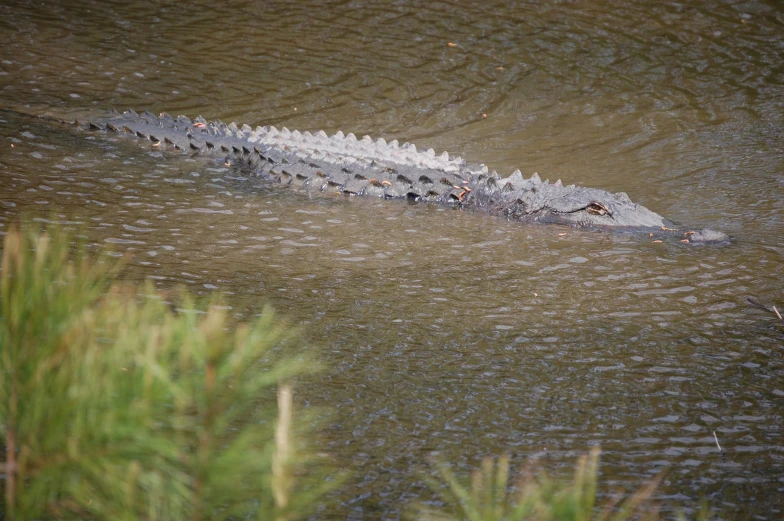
left=1, top=1, right=783, bottom=518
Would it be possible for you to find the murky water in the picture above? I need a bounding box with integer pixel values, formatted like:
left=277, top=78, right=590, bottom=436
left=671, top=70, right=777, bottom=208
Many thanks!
left=1, top=1, right=783, bottom=519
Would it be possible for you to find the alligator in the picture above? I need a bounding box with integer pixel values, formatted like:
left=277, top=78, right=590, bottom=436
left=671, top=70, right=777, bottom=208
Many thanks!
left=74, top=109, right=729, bottom=244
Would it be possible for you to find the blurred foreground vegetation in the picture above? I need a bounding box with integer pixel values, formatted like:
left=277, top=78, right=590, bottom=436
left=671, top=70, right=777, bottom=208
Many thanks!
left=0, top=221, right=330, bottom=520
left=0, top=220, right=711, bottom=520
left=416, top=448, right=712, bottom=521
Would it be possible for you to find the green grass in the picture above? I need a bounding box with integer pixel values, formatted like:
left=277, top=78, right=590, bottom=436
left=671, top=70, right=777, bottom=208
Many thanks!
left=415, top=448, right=670, bottom=521
left=0, top=220, right=333, bottom=521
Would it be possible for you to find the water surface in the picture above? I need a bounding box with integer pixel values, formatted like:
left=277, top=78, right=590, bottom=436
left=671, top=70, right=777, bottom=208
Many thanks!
left=1, top=1, right=782, bottom=519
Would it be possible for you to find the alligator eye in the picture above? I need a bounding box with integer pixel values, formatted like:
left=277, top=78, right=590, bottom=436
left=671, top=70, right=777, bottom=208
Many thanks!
left=586, top=202, right=609, bottom=216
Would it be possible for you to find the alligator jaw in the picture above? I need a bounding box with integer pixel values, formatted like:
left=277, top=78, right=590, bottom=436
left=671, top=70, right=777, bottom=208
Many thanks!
left=78, top=109, right=729, bottom=244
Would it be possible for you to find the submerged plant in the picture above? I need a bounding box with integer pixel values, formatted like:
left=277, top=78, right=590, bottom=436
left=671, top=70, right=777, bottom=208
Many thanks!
left=416, top=448, right=664, bottom=521
left=0, top=221, right=333, bottom=521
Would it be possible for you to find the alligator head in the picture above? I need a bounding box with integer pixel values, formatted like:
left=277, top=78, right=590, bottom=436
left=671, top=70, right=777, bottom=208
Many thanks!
left=487, top=170, right=730, bottom=243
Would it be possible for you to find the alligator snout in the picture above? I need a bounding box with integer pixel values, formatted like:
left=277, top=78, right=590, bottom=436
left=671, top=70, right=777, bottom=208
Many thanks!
left=686, top=228, right=732, bottom=244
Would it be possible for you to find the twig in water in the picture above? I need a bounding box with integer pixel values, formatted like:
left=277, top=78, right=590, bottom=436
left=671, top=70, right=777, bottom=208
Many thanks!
left=713, top=431, right=722, bottom=452
left=773, top=306, right=782, bottom=321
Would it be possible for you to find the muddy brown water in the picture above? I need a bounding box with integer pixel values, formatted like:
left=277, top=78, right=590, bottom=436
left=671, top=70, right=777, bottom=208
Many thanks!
left=1, top=1, right=783, bottom=519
